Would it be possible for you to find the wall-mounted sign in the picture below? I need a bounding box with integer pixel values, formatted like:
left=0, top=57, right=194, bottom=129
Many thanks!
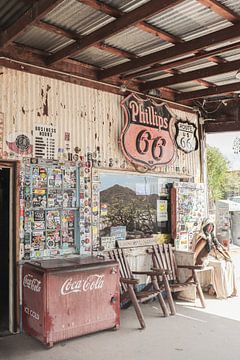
left=6, top=132, right=33, bottom=155
left=34, top=124, right=57, bottom=159
left=174, top=120, right=198, bottom=153
left=120, top=93, right=175, bottom=169
left=157, top=199, right=168, bottom=222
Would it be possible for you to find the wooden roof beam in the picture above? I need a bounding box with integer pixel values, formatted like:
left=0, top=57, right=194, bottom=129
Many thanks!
left=177, top=82, right=240, bottom=101
left=79, top=0, right=183, bottom=44
left=205, top=120, right=240, bottom=133
left=78, top=0, right=122, bottom=18
left=140, top=58, right=240, bottom=91
left=47, top=0, right=184, bottom=65
left=98, top=23, right=240, bottom=80
left=0, top=0, right=64, bottom=47
left=37, top=18, right=209, bottom=87
left=198, top=0, right=240, bottom=23
left=35, top=20, right=137, bottom=59
left=122, top=42, right=240, bottom=80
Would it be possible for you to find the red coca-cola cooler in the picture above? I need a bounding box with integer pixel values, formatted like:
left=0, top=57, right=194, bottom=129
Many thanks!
left=22, top=256, right=120, bottom=347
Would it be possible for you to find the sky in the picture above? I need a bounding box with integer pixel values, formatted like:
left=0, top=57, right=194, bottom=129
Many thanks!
left=206, top=132, right=240, bottom=170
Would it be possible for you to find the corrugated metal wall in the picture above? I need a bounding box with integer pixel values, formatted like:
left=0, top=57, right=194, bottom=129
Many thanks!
left=0, top=67, right=201, bottom=181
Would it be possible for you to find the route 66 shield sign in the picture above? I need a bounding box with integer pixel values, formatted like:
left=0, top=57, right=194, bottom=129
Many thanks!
left=120, top=93, right=175, bottom=169
left=175, top=120, right=198, bottom=153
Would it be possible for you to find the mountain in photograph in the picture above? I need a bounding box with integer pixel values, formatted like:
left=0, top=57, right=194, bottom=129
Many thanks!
left=100, top=184, right=158, bottom=207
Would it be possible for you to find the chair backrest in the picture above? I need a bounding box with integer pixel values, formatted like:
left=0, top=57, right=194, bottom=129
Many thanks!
left=108, top=248, right=133, bottom=293
left=152, top=244, right=179, bottom=282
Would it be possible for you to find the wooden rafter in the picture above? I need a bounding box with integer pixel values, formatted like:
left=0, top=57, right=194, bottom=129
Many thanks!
left=165, top=68, right=214, bottom=88
left=205, top=121, right=240, bottom=133
left=35, top=20, right=137, bottom=59
left=79, top=0, right=183, bottom=44
left=0, top=44, right=142, bottom=94
left=47, top=0, right=184, bottom=65
left=177, top=82, right=240, bottom=101
left=34, top=18, right=209, bottom=90
left=198, top=0, right=240, bottom=23
left=78, top=0, right=122, bottom=18
left=140, top=58, right=240, bottom=91
left=0, top=0, right=64, bottom=47
left=98, top=23, right=240, bottom=80
left=122, top=42, right=240, bottom=80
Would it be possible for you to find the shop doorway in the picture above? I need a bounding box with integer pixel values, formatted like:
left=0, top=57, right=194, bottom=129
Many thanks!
left=0, top=163, right=18, bottom=336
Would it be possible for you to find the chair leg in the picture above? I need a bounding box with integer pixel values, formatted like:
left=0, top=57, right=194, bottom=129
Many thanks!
left=127, top=285, right=146, bottom=329
left=193, top=271, right=206, bottom=308
left=162, top=274, right=176, bottom=315
left=152, top=278, right=169, bottom=317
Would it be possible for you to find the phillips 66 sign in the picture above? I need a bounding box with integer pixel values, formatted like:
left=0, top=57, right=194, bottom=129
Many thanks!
left=120, top=93, right=175, bottom=169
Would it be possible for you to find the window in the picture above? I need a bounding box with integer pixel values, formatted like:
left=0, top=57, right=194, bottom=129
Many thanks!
left=99, top=172, right=177, bottom=241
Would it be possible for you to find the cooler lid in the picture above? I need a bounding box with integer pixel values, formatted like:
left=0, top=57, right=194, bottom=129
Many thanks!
left=25, top=256, right=117, bottom=271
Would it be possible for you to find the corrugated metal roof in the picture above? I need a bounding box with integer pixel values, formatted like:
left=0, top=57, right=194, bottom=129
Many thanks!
left=0, top=0, right=29, bottom=29
left=106, top=27, right=171, bottom=56
left=170, top=81, right=206, bottom=92
left=203, top=71, right=239, bottom=85
left=147, top=0, right=230, bottom=41
left=72, top=47, right=128, bottom=68
left=219, top=0, right=240, bottom=15
left=175, top=58, right=217, bottom=72
left=221, top=48, right=240, bottom=62
left=205, top=38, right=240, bottom=52
left=43, top=0, right=113, bottom=36
left=100, top=0, right=149, bottom=13
left=137, top=71, right=171, bottom=82
left=15, top=26, right=74, bottom=53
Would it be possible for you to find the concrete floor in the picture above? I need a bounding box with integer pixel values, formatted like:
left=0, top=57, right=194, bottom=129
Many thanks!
left=1, top=293, right=240, bottom=360
left=1, top=246, right=240, bottom=360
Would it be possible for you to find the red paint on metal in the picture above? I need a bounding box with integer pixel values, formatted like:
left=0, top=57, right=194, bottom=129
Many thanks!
left=22, top=257, right=120, bottom=346
left=120, top=93, right=175, bottom=168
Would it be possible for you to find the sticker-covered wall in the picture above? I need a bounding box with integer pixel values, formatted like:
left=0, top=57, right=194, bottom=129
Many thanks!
left=0, top=67, right=201, bottom=181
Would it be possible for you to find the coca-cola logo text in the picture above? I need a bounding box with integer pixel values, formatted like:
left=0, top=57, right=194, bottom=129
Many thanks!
left=23, top=274, right=41, bottom=293
left=61, top=274, right=105, bottom=295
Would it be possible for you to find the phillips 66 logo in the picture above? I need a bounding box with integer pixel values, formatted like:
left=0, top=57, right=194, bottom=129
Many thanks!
left=174, top=120, right=198, bottom=153
left=120, top=93, right=175, bottom=169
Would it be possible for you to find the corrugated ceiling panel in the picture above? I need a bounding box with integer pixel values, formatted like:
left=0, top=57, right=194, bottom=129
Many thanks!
left=100, top=0, right=149, bottom=13
left=106, top=27, right=172, bottom=56
left=221, top=49, right=240, bottom=62
left=147, top=0, right=230, bottom=41
left=203, top=71, right=239, bottom=85
left=170, top=82, right=206, bottom=91
left=15, top=26, right=74, bottom=53
left=43, top=0, right=113, bottom=35
left=219, top=0, right=240, bottom=15
left=72, top=47, right=128, bottom=68
left=175, top=59, right=217, bottom=72
left=0, top=0, right=29, bottom=28
left=205, top=38, right=240, bottom=52
left=137, top=71, right=170, bottom=82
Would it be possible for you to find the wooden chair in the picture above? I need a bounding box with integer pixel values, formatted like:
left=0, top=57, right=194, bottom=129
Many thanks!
left=149, top=244, right=206, bottom=309
left=108, top=248, right=173, bottom=329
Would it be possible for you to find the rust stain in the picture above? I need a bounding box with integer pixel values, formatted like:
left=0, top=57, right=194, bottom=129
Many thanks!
left=41, top=85, right=51, bottom=116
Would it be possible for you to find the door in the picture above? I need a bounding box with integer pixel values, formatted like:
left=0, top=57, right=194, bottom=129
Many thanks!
left=0, top=163, right=18, bottom=335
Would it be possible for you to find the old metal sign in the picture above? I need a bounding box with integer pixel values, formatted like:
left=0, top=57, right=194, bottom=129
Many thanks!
left=175, top=120, right=198, bottom=153
left=120, top=93, right=175, bottom=168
